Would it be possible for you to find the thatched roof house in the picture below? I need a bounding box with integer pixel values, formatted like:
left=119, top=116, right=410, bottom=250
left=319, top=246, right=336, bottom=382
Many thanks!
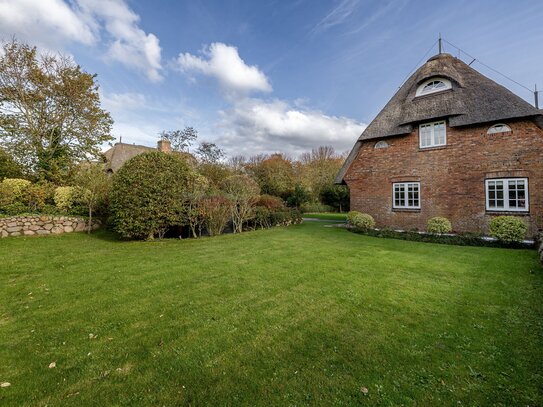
left=103, top=140, right=194, bottom=173
left=337, top=52, right=543, bottom=235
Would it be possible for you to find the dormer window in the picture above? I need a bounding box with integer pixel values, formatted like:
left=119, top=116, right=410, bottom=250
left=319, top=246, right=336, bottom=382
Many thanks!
left=487, top=123, right=511, bottom=134
left=416, top=78, right=452, bottom=97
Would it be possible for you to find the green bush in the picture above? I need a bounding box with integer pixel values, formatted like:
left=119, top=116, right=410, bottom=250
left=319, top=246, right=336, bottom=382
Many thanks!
left=254, top=207, right=302, bottom=229
left=24, top=181, right=55, bottom=212
left=489, top=216, right=527, bottom=243
left=54, top=186, right=78, bottom=212
left=109, top=152, right=194, bottom=240
left=300, top=202, right=334, bottom=213
left=1, top=202, right=28, bottom=215
left=347, top=211, right=375, bottom=231
left=427, top=217, right=452, bottom=234
left=0, top=178, right=31, bottom=206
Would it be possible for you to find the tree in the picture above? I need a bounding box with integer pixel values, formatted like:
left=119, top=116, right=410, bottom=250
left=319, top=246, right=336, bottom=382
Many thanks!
left=320, top=184, right=350, bottom=212
left=74, top=163, right=110, bottom=233
left=286, top=184, right=310, bottom=209
left=222, top=174, right=260, bottom=233
left=196, top=141, right=225, bottom=163
left=199, top=195, right=232, bottom=236
left=109, top=152, right=194, bottom=240
left=159, top=127, right=198, bottom=152
left=246, top=153, right=295, bottom=198
left=0, top=149, right=24, bottom=180
left=0, top=40, right=113, bottom=182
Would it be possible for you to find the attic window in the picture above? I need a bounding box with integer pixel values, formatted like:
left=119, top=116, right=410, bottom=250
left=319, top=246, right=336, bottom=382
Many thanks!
left=416, top=78, right=452, bottom=96
left=374, top=140, right=389, bottom=149
left=487, top=123, right=511, bottom=134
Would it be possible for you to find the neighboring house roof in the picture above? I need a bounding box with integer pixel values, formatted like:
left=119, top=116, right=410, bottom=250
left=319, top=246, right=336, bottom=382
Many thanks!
left=335, top=53, right=543, bottom=184
left=103, top=143, right=155, bottom=172
left=103, top=142, right=195, bottom=172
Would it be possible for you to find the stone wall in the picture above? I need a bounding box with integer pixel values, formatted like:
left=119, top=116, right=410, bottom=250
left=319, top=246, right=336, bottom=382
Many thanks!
left=0, top=215, right=100, bottom=238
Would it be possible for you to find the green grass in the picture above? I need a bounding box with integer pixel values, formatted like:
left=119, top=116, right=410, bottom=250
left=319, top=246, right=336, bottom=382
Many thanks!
left=1, top=221, right=542, bottom=406
left=303, top=212, right=347, bottom=221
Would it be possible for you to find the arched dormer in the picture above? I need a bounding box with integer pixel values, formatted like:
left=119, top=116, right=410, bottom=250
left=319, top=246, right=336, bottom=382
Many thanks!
left=374, top=140, right=389, bottom=149
left=415, top=77, right=452, bottom=97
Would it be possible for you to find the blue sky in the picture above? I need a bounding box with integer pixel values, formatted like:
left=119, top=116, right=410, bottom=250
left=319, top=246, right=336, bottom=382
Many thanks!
left=1, top=0, right=542, bottom=157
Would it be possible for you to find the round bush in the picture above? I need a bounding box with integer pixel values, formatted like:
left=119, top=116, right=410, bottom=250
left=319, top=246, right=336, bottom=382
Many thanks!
left=427, top=217, right=452, bottom=234
left=347, top=211, right=375, bottom=230
left=254, top=194, right=285, bottom=210
left=489, top=216, right=527, bottom=243
left=0, top=178, right=31, bottom=206
left=109, top=152, right=194, bottom=240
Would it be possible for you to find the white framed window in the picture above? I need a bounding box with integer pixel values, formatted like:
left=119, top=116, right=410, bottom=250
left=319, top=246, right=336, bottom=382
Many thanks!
left=487, top=123, right=511, bottom=134
left=419, top=121, right=446, bottom=148
left=416, top=78, right=452, bottom=96
left=485, top=178, right=528, bottom=212
left=374, top=140, right=389, bottom=149
left=393, top=182, right=420, bottom=209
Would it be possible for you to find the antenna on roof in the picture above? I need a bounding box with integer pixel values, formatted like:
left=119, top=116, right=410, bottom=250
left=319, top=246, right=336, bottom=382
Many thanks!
left=119, top=136, right=122, bottom=144
left=535, top=84, right=540, bottom=109
left=438, top=33, right=442, bottom=54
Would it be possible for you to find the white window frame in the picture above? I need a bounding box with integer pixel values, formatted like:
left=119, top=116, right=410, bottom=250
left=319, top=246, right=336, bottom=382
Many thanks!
left=487, top=123, right=512, bottom=134
left=374, top=140, right=389, bottom=149
left=393, top=182, right=421, bottom=209
left=416, top=78, right=452, bottom=96
left=419, top=120, right=447, bottom=148
left=485, top=178, right=529, bottom=212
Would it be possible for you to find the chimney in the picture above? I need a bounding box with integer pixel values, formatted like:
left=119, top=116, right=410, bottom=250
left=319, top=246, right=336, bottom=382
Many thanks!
left=157, top=139, right=171, bottom=153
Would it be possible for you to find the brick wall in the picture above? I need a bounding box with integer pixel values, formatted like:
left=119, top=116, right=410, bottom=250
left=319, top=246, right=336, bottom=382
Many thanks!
left=344, top=119, right=543, bottom=236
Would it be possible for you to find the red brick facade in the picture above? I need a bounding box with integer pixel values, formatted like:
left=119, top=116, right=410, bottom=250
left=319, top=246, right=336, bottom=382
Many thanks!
left=344, top=119, right=543, bottom=236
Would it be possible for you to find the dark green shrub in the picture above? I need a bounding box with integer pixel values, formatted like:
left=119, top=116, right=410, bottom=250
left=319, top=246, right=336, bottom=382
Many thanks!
left=489, top=216, right=527, bottom=243
left=1, top=202, right=28, bottom=215
left=109, top=152, right=194, bottom=240
left=347, top=211, right=375, bottom=230
left=427, top=217, right=452, bottom=234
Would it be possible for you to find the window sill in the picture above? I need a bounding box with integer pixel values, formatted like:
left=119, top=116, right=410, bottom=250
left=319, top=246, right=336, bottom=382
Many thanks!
left=392, top=208, right=421, bottom=213
left=418, top=145, right=448, bottom=152
left=485, top=211, right=530, bottom=215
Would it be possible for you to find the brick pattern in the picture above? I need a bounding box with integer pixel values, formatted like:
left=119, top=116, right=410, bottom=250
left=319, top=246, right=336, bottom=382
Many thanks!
left=344, top=119, right=543, bottom=236
left=0, top=216, right=101, bottom=238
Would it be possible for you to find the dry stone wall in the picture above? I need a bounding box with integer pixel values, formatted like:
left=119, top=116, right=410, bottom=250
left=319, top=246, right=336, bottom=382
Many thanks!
left=0, top=215, right=100, bottom=238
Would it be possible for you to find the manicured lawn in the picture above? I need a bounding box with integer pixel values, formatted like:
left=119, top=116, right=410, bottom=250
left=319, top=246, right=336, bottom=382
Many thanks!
left=1, top=221, right=542, bottom=406
left=303, top=212, right=347, bottom=221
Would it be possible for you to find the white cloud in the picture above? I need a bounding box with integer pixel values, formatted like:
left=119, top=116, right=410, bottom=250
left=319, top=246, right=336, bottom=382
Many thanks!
left=0, top=0, right=162, bottom=82
left=78, top=0, right=163, bottom=82
left=0, top=0, right=95, bottom=47
left=218, top=98, right=366, bottom=156
left=176, top=43, right=272, bottom=94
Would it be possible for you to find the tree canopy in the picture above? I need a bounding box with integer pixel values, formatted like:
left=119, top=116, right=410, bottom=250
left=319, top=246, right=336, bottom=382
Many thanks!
left=0, top=40, right=113, bottom=182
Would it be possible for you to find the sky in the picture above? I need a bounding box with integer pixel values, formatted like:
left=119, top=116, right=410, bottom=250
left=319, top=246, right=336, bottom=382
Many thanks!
left=1, top=0, right=542, bottom=158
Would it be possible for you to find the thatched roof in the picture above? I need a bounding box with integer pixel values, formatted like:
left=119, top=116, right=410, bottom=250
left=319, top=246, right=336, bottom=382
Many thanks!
left=103, top=142, right=195, bottom=172
left=335, top=53, right=542, bottom=184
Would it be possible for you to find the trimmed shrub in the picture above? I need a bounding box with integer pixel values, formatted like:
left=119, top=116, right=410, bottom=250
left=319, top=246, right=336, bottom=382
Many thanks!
left=254, top=207, right=302, bottom=229
left=427, top=217, right=452, bottom=234
left=489, top=216, right=527, bottom=243
left=347, top=211, right=375, bottom=231
left=109, top=152, right=194, bottom=240
left=54, top=186, right=78, bottom=212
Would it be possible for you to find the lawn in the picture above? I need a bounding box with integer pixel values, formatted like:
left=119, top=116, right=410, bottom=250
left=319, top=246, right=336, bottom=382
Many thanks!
left=1, top=221, right=542, bottom=406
